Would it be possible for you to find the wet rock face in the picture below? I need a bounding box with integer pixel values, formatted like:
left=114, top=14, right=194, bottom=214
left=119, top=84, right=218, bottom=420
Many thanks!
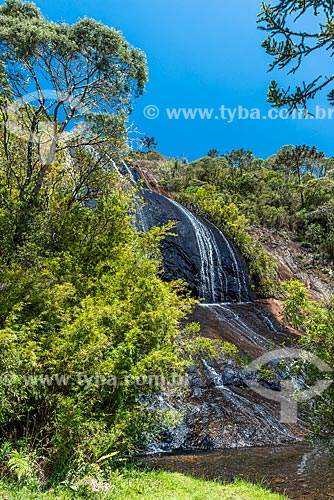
left=147, top=358, right=298, bottom=453
left=139, top=191, right=252, bottom=303
left=144, top=303, right=304, bottom=454
left=133, top=183, right=303, bottom=453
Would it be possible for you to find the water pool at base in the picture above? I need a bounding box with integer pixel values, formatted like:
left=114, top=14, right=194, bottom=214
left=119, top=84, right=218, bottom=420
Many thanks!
left=142, top=443, right=334, bottom=500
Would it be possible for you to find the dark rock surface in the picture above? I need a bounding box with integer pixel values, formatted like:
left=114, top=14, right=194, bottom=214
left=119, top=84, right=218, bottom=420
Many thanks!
left=144, top=303, right=304, bottom=453
left=139, top=190, right=252, bottom=303
left=130, top=175, right=303, bottom=453
left=146, top=359, right=299, bottom=453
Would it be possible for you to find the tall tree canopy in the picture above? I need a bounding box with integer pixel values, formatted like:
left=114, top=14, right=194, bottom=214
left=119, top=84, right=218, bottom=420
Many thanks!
left=0, top=0, right=147, bottom=204
left=271, top=144, right=326, bottom=206
left=258, top=1, right=334, bottom=110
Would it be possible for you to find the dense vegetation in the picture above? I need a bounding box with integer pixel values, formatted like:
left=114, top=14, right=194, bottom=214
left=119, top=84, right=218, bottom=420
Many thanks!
left=141, top=147, right=333, bottom=295
left=0, top=0, right=333, bottom=497
left=282, top=279, right=334, bottom=444
left=0, top=126, right=213, bottom=479
left=0, top=0, right=206, bottom=489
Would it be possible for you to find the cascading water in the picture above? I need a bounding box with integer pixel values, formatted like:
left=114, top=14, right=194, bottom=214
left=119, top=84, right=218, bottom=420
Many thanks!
left=137, top=189, right=251, bottom=303
left=110, top=158, right=122, bottom=177
left=111, top=159, right=302, bottom=452
left=215, top=227, right=249, bottom=299
left=161, top=197, right=251, bottom=302
left=109, top=159, right=148, bottom=231
left=110, top=159, right=250, bottom=303
left=168, top=198, right=228, bottom=302
left=202, top=303, right=274, bottom=352
left=118, top=159, right=136, bottom=183
left=195, top=301, right=289, bottom=358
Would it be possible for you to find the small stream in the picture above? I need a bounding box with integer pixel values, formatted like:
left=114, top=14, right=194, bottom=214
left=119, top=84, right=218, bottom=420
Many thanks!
left=142, top=444, right=334, bottom=500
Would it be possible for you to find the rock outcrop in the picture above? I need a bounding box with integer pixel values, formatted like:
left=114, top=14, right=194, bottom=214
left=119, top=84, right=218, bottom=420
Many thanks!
left=145, top=302, right=303, bottom=453
left=139, top=190, right=252, bottom=303
left=130, top=167, right=304, bottom=453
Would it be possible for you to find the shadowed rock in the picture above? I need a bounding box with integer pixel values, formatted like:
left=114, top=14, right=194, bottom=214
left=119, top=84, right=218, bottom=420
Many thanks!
left=139, top=190, right=252, bottom=303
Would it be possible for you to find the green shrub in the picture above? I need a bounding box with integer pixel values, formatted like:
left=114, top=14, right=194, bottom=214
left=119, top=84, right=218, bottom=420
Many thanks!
left=0, top=182, right=201, bottom=478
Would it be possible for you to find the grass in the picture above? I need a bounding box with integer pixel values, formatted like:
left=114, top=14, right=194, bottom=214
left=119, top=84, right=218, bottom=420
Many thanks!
left=0, top=469, right=290, bottom=499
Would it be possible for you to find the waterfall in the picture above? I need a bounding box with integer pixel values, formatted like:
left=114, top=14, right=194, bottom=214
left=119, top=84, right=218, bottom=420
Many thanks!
left=124, top=161, right=303, bottom=454
left=166, top=198, right=250, bottom=303
left=135, top=196, right=149, bottom=232
left=110, top=158, right=122, bottom=177
left=202, top=360, right=295, bottom=438
left=114, top=159, right=251, bottom=302
left=215, top=227, right=248, bottom=300
left=109, top=159, right=148, bottom=231
left=119, top=159, right=136, bottom=183
left=168, top=198, right=227, bottom=302
left=110, top=158, right=136, bottom=184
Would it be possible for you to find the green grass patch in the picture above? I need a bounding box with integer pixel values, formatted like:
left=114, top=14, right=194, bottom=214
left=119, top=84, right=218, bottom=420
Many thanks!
left=0, top=469, right=290, bottom=499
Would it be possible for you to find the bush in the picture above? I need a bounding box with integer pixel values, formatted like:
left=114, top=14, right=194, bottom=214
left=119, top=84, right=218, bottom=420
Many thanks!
left=0, top=181, right=199, bottom=478
left=304, top=223, right=325, bottom=247
left=282, top=280, right=334, bottom=443
left=260, top=206, right=287, bottom=229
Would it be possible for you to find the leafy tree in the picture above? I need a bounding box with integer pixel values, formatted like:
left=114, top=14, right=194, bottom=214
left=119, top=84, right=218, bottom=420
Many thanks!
left=0, top=0, right=147, bottom=236
left=282, top=280, right=334, bottom=443
left=0, top=167, right=200, bottom=472
left=207, top=148, right=219, bottom=158
left=223, top=149, right=256, bottom=193
left=141, top=136, right=158, bottom=150
left=258, top=1, right=334, bottom=110
left=272, top=145, right=325, bottom=207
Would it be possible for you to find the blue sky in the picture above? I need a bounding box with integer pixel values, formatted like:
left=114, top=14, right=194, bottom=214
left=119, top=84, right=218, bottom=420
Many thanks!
left=17, top=0, right=334, bottom=160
